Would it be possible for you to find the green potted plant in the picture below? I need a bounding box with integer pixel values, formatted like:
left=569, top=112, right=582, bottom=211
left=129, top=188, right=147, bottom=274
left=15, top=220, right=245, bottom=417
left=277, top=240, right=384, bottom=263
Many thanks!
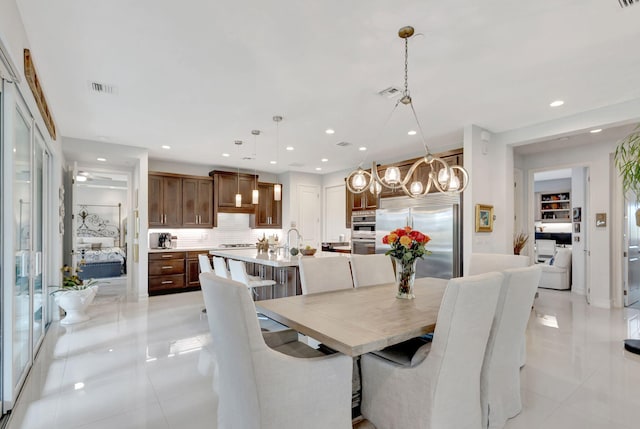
left=614, top=124, right=640, bottom=226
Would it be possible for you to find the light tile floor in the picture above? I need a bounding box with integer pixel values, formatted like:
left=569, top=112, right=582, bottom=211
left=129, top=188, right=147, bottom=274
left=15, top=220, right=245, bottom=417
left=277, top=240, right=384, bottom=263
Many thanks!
left=6, top=288, right=640, bottom=429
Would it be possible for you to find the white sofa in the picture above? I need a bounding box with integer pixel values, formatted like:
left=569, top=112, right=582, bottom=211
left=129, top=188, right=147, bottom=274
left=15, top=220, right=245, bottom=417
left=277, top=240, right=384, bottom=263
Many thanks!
left=539, top=248, right=572, bottom=290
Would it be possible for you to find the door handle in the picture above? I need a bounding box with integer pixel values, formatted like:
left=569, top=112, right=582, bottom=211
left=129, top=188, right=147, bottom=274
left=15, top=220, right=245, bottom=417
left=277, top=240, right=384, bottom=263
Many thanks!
left=162, top=266, right=173, bottom=269
left=161, top=255, right=172, bottom=258
left=161, top=280, right=173, bottom=284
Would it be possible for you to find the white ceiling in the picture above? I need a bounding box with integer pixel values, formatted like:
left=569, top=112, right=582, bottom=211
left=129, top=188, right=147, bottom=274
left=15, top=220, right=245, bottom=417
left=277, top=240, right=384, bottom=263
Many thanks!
left=15, top=0, right=640, bottom=175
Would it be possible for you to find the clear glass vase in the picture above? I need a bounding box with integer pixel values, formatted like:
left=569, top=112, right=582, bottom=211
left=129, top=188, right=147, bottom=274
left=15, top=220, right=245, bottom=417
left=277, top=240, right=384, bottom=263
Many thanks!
left=394, top=257, right=417, bottom=299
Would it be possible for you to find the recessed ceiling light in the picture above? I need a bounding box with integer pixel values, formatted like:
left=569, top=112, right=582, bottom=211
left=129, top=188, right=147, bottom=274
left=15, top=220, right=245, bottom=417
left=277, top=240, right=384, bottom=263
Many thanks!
left=325, top=129, right=335, bottom=135
left=76, top=176, right=87, bottom=182
left=321, top=158, right=328, bottom=162
left=222, top=153, right=230, bottom=157
left=270, top=160, right=277, bottom=164
left=359, top=146, right=367, bottom=151
left=408, top=130, right=417, bottom=136
left=74, top=382, right=85, bottom=390
left=315, top=167, right=322, bottom=171
left=549, top=100, right=564, bottom=107
left=590, top=129, right=602, bottom=134
left=97, top=157, right=107, bottom=162
left=161, top=145, right=171, bottom=150
left=286, top=146, right=294, bottom=151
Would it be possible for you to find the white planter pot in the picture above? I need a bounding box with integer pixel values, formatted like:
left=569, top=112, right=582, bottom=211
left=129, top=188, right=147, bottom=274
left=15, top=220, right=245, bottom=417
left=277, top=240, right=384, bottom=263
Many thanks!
left=55, top=285, right=99, bottom=325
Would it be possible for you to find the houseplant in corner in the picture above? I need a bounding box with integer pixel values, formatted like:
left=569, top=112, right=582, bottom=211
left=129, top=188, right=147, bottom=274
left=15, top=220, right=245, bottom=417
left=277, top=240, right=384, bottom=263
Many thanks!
left=382, top=226, right=431, bottom=299
left=51, top=264, right=99, bottom=325
left=614, top=124, right=640, bottom=226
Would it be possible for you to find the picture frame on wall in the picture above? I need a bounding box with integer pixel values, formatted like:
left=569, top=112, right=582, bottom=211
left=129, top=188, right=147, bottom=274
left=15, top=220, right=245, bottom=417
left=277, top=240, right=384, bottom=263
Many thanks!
left=573, top=207, right=582, bottom=222
left=475, top=204, right=494, bottom=232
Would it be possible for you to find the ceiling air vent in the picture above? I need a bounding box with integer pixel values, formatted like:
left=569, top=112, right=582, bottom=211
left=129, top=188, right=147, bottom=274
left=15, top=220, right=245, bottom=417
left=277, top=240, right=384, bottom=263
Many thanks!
left=89, top=81, right=117, bottom=94
left=336, top=141, right=351, bottom=147
left=618, top=0, right=637, bottom=7
left=378, top=86, right=402, bottom=98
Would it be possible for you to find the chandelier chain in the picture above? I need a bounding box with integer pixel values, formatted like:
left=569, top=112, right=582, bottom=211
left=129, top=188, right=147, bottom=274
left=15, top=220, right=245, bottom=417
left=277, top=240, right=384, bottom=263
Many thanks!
left=404, top=37, right=409, bottom=99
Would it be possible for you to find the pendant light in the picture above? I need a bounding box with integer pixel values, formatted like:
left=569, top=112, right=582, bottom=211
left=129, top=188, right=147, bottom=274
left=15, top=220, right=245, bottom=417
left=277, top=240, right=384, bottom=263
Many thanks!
left=251, top=130, right=260, bottom=204
left=234, top=140, right=242, bottom=207
left=273, top=116, right=283, bottom=201
left=346, top=26, right=469, bottom=198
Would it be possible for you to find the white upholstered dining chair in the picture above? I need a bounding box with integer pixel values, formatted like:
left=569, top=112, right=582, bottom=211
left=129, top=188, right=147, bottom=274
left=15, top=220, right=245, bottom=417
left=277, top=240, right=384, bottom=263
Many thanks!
left=360, top=272, right=503, bottom=429
left=212, top=256, right=230, bottom=279
left=198, top=254, right=213, bottom=273
left=481, top=265, right=541, bottom=429
left=199, top=273, right=353, bottom=429
left=467, top=253, right=530, bottom=276
left=466, top=252, right=532, bottom=368
left=299, top=256, right=353, bottom=295
left=349, top=254, right=396, bottom=288
left=228, top=259, right=276, bottom=297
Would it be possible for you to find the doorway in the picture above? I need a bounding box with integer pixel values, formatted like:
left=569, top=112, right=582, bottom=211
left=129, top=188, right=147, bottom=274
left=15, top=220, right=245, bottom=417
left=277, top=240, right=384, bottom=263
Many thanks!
left=69, top=168, right=130, bottom=301
left=529, top=166, right=589, bottom=296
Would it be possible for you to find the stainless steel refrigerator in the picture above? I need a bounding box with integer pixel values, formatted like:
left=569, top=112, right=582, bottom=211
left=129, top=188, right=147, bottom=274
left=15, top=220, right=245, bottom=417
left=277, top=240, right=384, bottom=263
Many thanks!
left=375, top=194, right=461, bottom=279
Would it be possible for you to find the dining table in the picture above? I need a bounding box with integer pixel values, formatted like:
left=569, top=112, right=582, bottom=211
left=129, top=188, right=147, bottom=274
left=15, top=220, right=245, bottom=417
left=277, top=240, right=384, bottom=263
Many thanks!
left=255, top=277, right=449, bottom=357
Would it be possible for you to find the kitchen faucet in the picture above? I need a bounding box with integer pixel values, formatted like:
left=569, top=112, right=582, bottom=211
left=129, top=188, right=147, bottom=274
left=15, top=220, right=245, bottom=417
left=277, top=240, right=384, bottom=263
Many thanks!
left=285, top=227, right=303, bottom=254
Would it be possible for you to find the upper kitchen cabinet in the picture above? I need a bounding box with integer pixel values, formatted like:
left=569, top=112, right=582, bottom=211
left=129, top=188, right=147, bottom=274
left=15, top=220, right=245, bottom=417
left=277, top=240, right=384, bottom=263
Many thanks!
left=209, top=170, right=258, bottom=220
left=149, top=173, right=182, bottom=227
left=182, top=177, right=214, bottom=227
left=251, top=182, right=282, bottom=228
left=345, top=179, right=378, bottom=228
left=149, top=172, right=213, bottom=228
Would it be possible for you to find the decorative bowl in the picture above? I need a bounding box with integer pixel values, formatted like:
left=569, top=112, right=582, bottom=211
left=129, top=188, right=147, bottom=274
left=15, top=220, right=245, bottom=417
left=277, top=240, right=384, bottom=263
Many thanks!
left=300, top=248, right=317, bottom=256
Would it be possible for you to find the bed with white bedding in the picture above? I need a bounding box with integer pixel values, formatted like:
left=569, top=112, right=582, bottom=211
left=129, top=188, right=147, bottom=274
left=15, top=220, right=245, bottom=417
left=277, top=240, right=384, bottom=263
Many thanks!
left=75, top=202, right=127, bottom=279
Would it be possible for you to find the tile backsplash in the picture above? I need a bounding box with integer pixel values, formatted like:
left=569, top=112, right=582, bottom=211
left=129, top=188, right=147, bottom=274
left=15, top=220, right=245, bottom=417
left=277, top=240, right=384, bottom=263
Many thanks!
left=149, top=213, right=283, bottom=248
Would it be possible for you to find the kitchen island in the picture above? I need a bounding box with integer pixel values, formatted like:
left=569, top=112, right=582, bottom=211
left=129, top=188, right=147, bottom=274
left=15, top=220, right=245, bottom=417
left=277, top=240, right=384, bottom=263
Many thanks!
left=209, top=249, right=349, bottom=298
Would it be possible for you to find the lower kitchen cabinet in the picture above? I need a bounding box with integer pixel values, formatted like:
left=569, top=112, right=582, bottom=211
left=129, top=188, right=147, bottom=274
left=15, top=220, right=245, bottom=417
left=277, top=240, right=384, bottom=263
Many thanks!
left=186, top=250, right=210, bottom=287
left=149, top=250, right=211, bottom=295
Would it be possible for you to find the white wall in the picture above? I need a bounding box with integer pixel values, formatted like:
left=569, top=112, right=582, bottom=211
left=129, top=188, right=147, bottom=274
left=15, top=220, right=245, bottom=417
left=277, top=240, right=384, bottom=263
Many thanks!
left=463, top=125, right=513, bottom=270
left=571, top=167, right=587, bottom=295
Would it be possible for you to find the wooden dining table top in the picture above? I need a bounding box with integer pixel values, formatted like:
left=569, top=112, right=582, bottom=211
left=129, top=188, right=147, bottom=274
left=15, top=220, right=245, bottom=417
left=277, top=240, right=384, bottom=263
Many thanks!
left=255, top=277, right=449, bottom=357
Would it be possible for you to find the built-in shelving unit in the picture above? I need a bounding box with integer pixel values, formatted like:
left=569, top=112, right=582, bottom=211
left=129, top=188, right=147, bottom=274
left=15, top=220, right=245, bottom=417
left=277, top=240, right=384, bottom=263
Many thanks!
left=537, top=191, right=571, bottom=222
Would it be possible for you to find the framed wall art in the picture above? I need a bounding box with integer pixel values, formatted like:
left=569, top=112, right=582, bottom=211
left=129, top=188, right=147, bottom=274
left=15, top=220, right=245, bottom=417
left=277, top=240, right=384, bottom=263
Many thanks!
left=475, top=204, right=494, bottom=232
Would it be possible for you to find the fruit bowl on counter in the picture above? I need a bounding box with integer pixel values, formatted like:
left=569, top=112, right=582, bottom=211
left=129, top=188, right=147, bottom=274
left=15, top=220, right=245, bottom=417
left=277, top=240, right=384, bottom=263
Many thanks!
left=300, top=247, right=317, bottom=256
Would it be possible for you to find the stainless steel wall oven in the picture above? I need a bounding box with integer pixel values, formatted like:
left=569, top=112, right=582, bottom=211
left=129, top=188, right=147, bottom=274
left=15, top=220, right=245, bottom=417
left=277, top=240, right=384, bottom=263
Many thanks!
left=351, top=210, right=376, bottom=254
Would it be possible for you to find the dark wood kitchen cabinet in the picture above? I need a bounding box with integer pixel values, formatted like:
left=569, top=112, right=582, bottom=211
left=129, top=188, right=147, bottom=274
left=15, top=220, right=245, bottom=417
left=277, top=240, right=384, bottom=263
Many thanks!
left=209, top=170, right=259, bottom=225
left=251, top=182, right=282, bottom=228
left=182, top=178, right=214, bottom=227
left=186, top=250, right=211, bottom=287
left=149, top=172, right=213, bottom=228
left=148, top=174, right=182, bottom=227
left=148, top=251, right=186, bottom=295
left=345, top=179, right=378, bottom=228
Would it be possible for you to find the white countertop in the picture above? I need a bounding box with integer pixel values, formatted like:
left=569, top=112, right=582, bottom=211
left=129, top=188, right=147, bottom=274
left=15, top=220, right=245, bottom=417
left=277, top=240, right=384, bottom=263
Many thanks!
left=209, top=248, right=349, bottom=267
left=149, top=246, right=252, bottom=253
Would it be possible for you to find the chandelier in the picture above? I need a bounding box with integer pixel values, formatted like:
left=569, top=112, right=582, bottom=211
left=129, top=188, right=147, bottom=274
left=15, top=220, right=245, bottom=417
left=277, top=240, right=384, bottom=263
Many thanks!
left=346, top=26, right=469, bottom=198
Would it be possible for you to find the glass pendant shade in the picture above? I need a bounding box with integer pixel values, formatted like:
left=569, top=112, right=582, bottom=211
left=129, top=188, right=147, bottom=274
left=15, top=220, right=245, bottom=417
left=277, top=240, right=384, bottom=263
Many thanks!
left=437, top=167, right=450, bottom=187
left=448, top=173, right=460, bottom=191
left=252, top=189, right=259, bottom=204
left=235, top=193, right=242, bottom=207
left=409, top=180, right=423, bottom=195
left=384, top=166, right=401, bottom=185
left=369, top=181, right=382, bottom=195
left=352, top=172, right=367, bottom=190
left=273, top=183, right=282, bottom=201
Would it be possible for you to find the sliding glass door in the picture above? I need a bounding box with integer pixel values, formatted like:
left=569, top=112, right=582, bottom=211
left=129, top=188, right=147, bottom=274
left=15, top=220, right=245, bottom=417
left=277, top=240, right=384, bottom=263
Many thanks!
left=1, top=82, right=49, bottom=415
